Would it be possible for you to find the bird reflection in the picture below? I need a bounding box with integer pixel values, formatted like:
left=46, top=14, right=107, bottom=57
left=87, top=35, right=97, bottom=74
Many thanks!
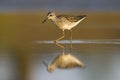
left=54, top=38, right=72, bottom=54
left=43, top=41, right=85, bottom=72
left=47, top=52, right=85, bottom=72
left=54, top=40, right=65, bottom=54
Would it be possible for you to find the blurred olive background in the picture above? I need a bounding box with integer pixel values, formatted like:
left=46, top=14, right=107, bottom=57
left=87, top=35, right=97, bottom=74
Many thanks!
left=0, top=0, right=120, bottom=80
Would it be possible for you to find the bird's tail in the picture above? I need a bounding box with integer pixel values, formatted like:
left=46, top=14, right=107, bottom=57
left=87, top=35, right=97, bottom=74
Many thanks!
left=79, top=62, right=86, bottom=68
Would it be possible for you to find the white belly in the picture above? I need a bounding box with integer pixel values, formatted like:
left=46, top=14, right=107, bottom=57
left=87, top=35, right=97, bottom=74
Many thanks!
left=63, top=22, right=78, bottom=30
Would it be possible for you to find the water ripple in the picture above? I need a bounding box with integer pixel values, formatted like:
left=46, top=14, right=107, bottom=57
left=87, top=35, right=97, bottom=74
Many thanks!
left=33, top=39, right=120, bottom=45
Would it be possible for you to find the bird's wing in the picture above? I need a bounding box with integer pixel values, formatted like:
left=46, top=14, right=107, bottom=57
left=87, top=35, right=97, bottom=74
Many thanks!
left=58, top=15, right=86, bottom=22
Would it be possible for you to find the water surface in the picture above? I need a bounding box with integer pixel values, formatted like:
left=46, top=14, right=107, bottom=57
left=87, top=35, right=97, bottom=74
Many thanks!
left=28, top=39, right=120, bottom=80
left=0, top=12, right=120, bottom=80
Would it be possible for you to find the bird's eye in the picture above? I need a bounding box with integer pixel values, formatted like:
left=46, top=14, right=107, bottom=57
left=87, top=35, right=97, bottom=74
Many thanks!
left=50, top=15, right=52, bottom=16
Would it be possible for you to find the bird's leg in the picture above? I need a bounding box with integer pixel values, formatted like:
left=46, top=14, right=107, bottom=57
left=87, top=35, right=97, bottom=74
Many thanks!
left=55, top=42, right=65, bottom=51
left=54, top=30, right=65, bottom=43
left=70, top=30, right=72, bottom=53
left=55, top=41, right=65, bottom=55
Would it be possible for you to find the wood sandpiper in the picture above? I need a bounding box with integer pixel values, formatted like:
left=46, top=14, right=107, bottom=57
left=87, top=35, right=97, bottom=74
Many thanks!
left=42, top=12, right=86, bottom=50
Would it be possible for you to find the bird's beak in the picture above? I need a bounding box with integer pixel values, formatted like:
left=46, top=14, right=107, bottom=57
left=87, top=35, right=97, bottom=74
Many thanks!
left=42, top=18, right=47, bottom=24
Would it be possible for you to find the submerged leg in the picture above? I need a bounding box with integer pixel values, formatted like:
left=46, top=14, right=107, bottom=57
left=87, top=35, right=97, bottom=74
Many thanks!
left=70, top=30, right=72, bottom=53
left=54, top=30, right=65, bottom=43
left=55, top=42, right=65, bottom=55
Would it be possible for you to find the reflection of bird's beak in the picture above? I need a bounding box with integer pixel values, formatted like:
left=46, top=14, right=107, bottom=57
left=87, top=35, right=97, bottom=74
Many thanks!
left=42, top=60, right=48, bottom=68
left=42, top=18, right=47, bottom=23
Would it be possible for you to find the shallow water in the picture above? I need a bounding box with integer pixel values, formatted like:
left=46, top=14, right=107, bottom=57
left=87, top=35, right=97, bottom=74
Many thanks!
left=34, top=39, right=120, bottom=44
left=1, top=40, right=120, bottom=80
left=0, top=12, right=120, bottom=80
left=28, top=40, right=120, bottom=80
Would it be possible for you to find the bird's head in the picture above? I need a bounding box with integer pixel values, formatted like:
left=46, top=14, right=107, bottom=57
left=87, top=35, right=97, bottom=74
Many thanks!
left=42, top=12, right=56, bottom=23
left=47, top=64, right=56, bottom=72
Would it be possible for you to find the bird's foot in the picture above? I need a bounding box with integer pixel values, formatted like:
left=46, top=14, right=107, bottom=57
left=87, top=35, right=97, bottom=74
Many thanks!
left=54, top=40, right=58, bottom=44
